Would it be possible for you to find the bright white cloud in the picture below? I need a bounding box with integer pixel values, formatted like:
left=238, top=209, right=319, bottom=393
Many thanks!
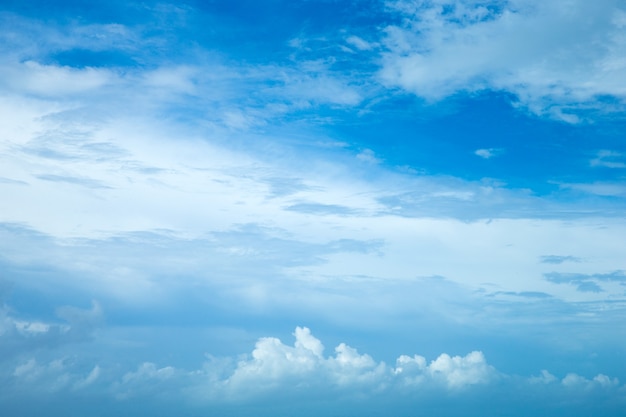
left=380, top=0, right=626, bottom=120
left=394, top=350, right=495, bottom=389
left=222, top=326, right=381, bottom=395
left=0, top=298, right=102, bottom=361
left=427, top=351, right=494, bottom=388
left=208, top=326, right=495, bottom=400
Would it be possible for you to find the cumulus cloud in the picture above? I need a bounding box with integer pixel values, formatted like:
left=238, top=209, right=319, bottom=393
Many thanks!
left=151, top=327, right=622, bottom=405
left=561, top=373, right=620, bottom=389
left=474, top=148, right=503, bottom=159
left=427, top=351, right=494, bottom=388
left=380, top=0, right=626, bottom=121
left=200, top=327, right=496, bottom=402
left=221, top=327, right=386, bottom=396
left=11, top=358, right=101, bottom=393
left=394, top=350, right=495, bottom=389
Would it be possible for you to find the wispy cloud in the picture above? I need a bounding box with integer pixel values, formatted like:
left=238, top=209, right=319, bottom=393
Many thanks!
left=590, top=150, right=626, bottom=168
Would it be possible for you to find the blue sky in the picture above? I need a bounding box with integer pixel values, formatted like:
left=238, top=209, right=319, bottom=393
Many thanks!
left=1, top=0, right=626, bottom=415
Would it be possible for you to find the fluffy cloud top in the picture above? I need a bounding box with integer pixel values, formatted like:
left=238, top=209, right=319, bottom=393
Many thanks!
left=212, top=326, right=495, bottom=400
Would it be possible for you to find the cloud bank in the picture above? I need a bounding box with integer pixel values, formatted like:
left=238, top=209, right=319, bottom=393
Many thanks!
left=4, top=325, right=624, bottom=417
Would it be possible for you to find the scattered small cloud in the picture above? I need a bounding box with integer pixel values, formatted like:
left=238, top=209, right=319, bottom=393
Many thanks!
left=544, top=270, right=626, bottom=293
left=346, top=35, right=375, bottom=51
left=211, top=326, right=496, bottom=399
left=540, top=255, right=582, bottom=264
left=575, top=281, right=603, bottom=293
left=474, top=148, right=503, bottom=159
left=356, top=148, right=382, bottom=164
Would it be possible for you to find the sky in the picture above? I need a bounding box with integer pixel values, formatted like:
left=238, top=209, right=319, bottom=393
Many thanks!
left=1, top=0, right=626, bottom=415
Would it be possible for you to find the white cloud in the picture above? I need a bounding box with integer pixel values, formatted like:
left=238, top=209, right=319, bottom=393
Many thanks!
left=0, top=61, right=113, bottom=96
left=394, top=351, right=495, bottom=389
left=380, top=0, right=626, bottom=120
left=13, top=359, right=39, bottom=379
left=529, top=369, right=558, bottom=384
left=559, top=181, right=626, bottom=197
left=206, top=327, right=494, bottom=400
left=11, top=357, right=100, bottom=393
left=590, top=150, right=626, bottom=168
left=14, top=320, right=51, bottom=335
left=115, top=362, right=179, bottom=400
left=122, top=362, right=176, bottom=384
left=346, top=35, right=375, bottom=51
left=474, top=148, right=502, bottom=159
left=356, top=148, right=383, bottom=164
left=562, top=372, right=620, bottom=389
left=141, top=65, right=199, bottom=95
left=0, top=298, right=103, bottom=365
left=427, top=351, right=494, bottom=388
left=74, top=365, right=101, bottom=390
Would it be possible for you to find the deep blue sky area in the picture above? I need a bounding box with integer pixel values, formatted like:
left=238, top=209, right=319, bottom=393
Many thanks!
left=1, top=0, right=626, bottom=416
